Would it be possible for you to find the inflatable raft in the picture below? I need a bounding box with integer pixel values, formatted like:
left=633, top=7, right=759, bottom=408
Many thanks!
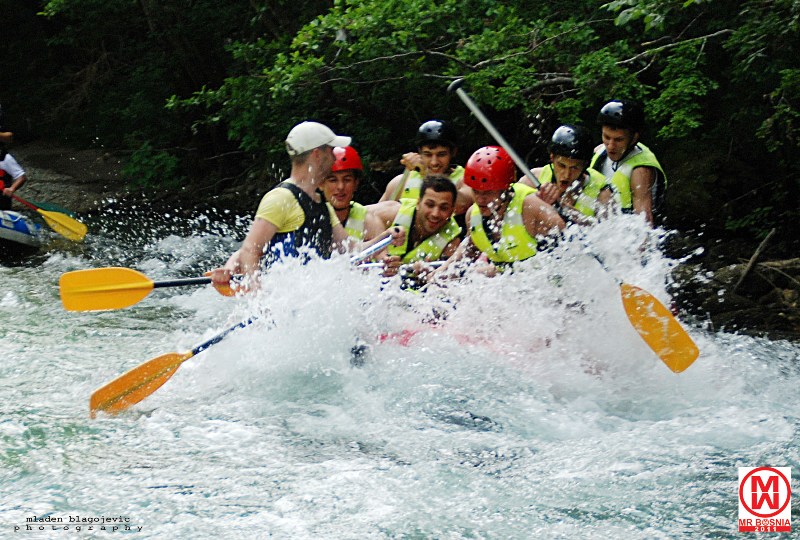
left=0, top=210, right=42, bottom=256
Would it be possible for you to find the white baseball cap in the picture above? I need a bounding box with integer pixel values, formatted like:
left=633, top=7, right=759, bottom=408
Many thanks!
left=285, top=121, right=351, bottom=157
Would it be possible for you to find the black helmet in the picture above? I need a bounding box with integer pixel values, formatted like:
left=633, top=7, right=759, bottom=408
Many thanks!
left=415, top=120, right=458, bottom=149
left=596, top=100, right=645, bottom=132
left=549, top=124, right=594, bottom=162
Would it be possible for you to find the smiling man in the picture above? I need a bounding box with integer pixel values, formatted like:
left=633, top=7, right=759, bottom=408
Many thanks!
left=379, top=120, right=473, bottom=216
left=375, top=175, right=463, bottom=280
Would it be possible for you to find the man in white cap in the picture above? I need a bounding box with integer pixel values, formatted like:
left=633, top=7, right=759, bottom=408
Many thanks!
left=211, top=121, right=383, bottom=286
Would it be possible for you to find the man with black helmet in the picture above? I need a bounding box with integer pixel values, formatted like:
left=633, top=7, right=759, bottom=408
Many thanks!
left=378, top=119, right=474, bottom=215
left=518, top=124, right=611, bottom=224
left=589, top=100, right=667, bottom=225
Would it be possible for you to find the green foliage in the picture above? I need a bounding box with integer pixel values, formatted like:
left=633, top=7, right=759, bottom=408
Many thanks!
left=756, top=69, right=800, bottom=154
left=603, top=0, right=710, bottom=32
left=122, top=140, right=185, bottom=190
left=724, top=206, right=775, bottom=238
left=649, top=44, right=718, bottom=139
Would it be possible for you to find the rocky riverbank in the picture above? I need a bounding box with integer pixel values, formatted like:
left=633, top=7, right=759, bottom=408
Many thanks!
left=11, top=139, right=129, bottom=213
left=9, top=139, right=799, bottom=343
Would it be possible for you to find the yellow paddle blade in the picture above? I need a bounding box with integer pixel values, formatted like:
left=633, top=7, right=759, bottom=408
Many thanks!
left=620, top=284, right=700, bottom=373
left=60, top=267, right=155, bottom=311
left=90, top=351, right=193, bottom=417
left=38, top=208, right=88, bottom=241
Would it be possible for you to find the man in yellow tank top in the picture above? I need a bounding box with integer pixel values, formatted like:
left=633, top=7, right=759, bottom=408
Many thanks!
left=210, top=121, right=401, bottom=288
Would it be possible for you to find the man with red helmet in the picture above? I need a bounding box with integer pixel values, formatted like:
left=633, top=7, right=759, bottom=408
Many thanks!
left=518, top=124, right=612, bottom=224
left=436, top=146, right=565, bottom=276
left=323, top=146, right=398, bottom=243
left=589, top=100, right=667, bottom=225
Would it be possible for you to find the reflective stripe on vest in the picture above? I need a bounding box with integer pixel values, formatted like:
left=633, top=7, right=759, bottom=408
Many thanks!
left=536, top=166, right=608, bottom=217
left=468, top=183, right=538, bottom=263
left=388, top=198, right=462, bottom=263
left=344, top=201, right=367, bottom=241
left=398, top=166, right=464, bottom=201
left=589, top=143, right=666, bottom=211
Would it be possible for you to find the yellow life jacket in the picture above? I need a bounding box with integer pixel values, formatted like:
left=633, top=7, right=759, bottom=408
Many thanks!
left=468, top=183, right=538, bottom=264
left=344, top=201, right=367, bottom=241
left=388, top=198, right=461, bottom=263
left=536, top=166, right=609, bottom=218
left=589, top=143, right=666, bottom=211
left=397, top=166, right=464, bottom=201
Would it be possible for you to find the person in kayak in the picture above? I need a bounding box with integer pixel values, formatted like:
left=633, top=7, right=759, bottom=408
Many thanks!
left=323, top=145, right=398, bottom=243
left=517, top=124, right=612, bottom=225
left=588, top=100, right=667, bottom=226
left=434, top=146, right=565, bottom=277
left=378, top=119, right=473, bottom=216
left=0, top=105, right=28, bottom=211
left=0, top=150, right=28, bottom=212
left=210, top=121, right=400, bottom=288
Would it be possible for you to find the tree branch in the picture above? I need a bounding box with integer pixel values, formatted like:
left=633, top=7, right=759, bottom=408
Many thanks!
left=619, top=29, right=734, bottom=66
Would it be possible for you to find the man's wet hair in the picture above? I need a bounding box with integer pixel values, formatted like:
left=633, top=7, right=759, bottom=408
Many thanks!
left=419, top=175, right=457, bottom=204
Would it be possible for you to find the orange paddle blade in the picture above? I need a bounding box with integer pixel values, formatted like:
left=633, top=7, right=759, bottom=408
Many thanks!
left=620, top=284, right=700, bottom=373
left=89, top=351, right=193, bottom=417
left=60, top=267, right=155, bottom=311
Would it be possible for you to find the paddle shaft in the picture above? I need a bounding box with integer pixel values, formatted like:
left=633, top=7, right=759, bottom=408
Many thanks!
left=390, top=168, right=412, bottom=201
left=447, top=79, right=540, bottom=188
left=190, top=317, right=254, bottom=358
left=357, top=260, right=444, bottom=270
left=10, top=194, right=38, bottom=212
left=153, top=276, right=211, bottom=289
left=350, top=234, right=393, bottom=265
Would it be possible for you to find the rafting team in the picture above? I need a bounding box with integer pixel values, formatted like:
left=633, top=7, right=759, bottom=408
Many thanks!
left=209, top=99, right=665, bottom=290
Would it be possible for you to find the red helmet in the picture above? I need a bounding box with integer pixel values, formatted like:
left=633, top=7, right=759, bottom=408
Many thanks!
left=463, top=146, right=515, bottom=191
left=331, top=146, right=363, bottom=173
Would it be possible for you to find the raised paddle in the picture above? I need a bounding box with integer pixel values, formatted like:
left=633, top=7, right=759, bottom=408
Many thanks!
left=89, top=317, right=255, bottom=418
left=59, top=267, right=237, bottom=312
left=88, top=237, right=398, bottom=417
left=446, top=78, right=699, bottom=373
left=11, top=194, right=87, bottom=241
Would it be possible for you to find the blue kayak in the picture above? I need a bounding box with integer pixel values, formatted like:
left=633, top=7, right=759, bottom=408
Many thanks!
left=0, top=210, right=42, bottom=256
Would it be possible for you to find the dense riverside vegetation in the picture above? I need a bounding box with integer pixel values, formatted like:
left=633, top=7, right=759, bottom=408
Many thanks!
left=2, top=1, right=798, bottom=249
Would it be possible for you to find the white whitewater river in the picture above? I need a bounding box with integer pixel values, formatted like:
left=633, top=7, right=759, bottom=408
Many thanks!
left=1, top=208, right=798, bottom=539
